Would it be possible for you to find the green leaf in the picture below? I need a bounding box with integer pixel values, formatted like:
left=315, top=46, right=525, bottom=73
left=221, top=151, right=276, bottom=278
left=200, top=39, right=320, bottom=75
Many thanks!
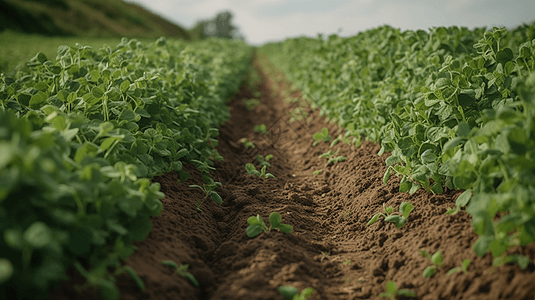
left=123, top=266, right=145, bottom=291
left=384, top=215, right=401, bottom=224
left=383, top=166, right=391, bottom=185
left=23, top=222, right=51, bottom=248
left=279, top=286, right=299, bottom=300
left=385, top=280, right=397, bottom=294
left=423, top=265, right=436, bottom=278
left=269, top=212, right=282, bottom=228
left=399, top=202, right=414, bottom=219
left=278, top=224, right=293, bottom=234
left=0, top=258, right=14, bottom=284
left=184, top=273, right=199, bottom=287
left=455, top=189, right=472, bottom=208
left=366, top=213, right=381, bottom=226
left=162, top=260, right=178, bottom=269
left=210, top=191, right=223, bottom=204
left=99, top=280, right=120, bottom=300
left=246, top=224, right=263, bottom=237
left=91, top=86, right=104, bottom=98
left=431, top=250, right=443, bottom=266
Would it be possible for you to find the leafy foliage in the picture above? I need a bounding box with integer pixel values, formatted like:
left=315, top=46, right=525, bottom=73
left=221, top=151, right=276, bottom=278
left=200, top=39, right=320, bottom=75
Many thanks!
left=246, top=212, right=293, bottom=237
left=278, top=286, right=315, bottom=300
left=0, top=36, right=251, bottom=299
left=313, top=127, right=331, bottom=146
left=420, top=249, right=444, bottom=278
left=261, top=24, right=535, bottom=261
left=245, top=163, right=275, bottom=178
left=367, top=202, right=414, bottom=228
left=162, top=260, right=199, bottom=287
left=379, top=280, right=416, bottom=299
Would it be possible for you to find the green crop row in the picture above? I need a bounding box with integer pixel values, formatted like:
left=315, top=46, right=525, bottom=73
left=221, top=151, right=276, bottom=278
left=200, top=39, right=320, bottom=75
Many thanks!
left=0, top=37, right=251, bottom=299
left=260, top=24, right=535, bottom=263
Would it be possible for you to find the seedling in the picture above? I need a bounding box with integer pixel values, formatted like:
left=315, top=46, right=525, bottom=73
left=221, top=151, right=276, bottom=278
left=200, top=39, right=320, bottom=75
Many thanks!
left=246, top=212, right=293, bottom=237
left=420, top=249, right=443, bottom=278
left=319, top=150, right=346, bottom=165
left=320, top=251, right=330, bottom=262
left=330, top=134, right=343, bottom=148
left=379, top=281, right=416, bottom=299
left=367, top=202, right=414, bottom=229
left=343, top=260, right=351, bottom=266
left=343, top=211, right=351, bottom=218
left=242, top=98, right=260, bottom=110
left=245, top=163, right=275, bottom=178
left=257, top=154, right=273, bottom=167
left=313, top=169, right=323, bottom=175
left=189, top=179, right=222, bottom=211
left=447, top=259, right=471, bottom=275
left=313, top=127, right=331, bottom=146
left=253, top=124, right=269, bottom=135
left=278, top=286, right=314, bottom=300
left=162, top=261, right=199, bottom=287
left=491, top=254, right=530, bottom=273
left=239, top=138, right=255, bottom=149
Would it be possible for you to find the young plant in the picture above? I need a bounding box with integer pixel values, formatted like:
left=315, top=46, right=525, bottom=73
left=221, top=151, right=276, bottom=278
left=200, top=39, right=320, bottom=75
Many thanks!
left=447, top=259, right=471, bottom=275
left=245, top=163, right=275, bottom=178
left=239, top=138, right=255, bottom=149
left=367, top=202, right=414, bottom=228
left=313, top=169, right=323, bottom=175
left=379, top=281, right=416, bottom=299
left=320, top=251, right=330, bottom=262
left=242, top=98, right=260, bottom=110
left=253, top=124, right=269, bottom=135
left=313, top=127, right=331, bottom=146
left=189, top=179, right=222, bottom=211
left=319, top=149, right=346, bottom=165
left=420, top=249, right=443, bottom=278
left=162, top=261, right=199, bottom=287
left=278, top=286, right=314, bottom=300
left=246, top=212, right=293, bottom=237
left=257, top=154, right=273, bottom=167
left=343, top=260, right=351, bottom=266
left=491, top=254, right=530, bottom=273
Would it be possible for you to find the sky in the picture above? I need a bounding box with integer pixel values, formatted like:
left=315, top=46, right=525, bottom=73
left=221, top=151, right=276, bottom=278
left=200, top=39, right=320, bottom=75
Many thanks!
left=126, top=0, right=535, bottom=45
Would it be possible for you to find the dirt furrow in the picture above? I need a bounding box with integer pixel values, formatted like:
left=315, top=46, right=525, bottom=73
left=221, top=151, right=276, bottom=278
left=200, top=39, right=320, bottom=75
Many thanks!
left=52, top=55, right=535, bottom=300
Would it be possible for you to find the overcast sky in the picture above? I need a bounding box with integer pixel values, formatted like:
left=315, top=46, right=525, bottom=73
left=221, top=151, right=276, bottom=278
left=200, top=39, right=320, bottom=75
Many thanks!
left=127, top=0, right=535, bottom=45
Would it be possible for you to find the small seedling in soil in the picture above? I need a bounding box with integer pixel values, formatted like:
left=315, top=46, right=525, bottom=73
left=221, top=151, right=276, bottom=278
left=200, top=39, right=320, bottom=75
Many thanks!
left=239, top=138, right=255, bottom=149
left=380, top=281, right=416, bottom=299
left=257, top=154, right=273, bottom=167
left=367, top=202, right=414, bottom=228
left=245, top=163, right=275, bottom=178
left=447, top=259, right=471, bottom=275
left=278, top=286, right=314, bottom=300
left=319, top=149, right=346, bottom=165
left=162, top=261, right=199, bottom=287
left=313, top=127, right=331, bottom=146
left=189, top=180, right=222, bottom=211
left=246, top=212, right=293, bottom=237
left=343, top=211, right=351, bottom=218
left=343, top=260, right=351, bottom=266
left=420, top=249, right=443, bottom=278
left=313, top=169, right=323, bottom=175
left=242, top=98, right=260, bottom=110
left=254, top=124, right=269, bottom=135
left=320, top=251, right=330, bottom=262
left=330, top=134, right=343, bottom=148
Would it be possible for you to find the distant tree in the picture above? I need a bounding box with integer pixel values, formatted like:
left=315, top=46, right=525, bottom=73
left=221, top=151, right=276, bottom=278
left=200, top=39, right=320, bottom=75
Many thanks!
left=191, top=10, right=244, bottom=41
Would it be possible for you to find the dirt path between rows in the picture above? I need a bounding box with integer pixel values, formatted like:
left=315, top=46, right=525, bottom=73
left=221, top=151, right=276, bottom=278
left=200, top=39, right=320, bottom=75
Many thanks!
left=52, top=55, right=535, bottom=300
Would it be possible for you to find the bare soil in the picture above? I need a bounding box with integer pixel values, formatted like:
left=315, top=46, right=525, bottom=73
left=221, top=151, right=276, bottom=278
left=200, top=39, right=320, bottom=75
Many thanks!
left=52, top=55, right=535, bottom=300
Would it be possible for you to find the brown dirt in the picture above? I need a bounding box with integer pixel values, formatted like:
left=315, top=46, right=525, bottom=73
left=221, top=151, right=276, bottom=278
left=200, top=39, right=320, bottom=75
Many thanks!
left=51, top=55, right=535, bottom=300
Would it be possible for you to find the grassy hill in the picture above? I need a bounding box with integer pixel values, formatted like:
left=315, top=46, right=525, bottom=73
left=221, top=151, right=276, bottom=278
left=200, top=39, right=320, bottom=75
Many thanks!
left=0, top=0, right=191, bottom=39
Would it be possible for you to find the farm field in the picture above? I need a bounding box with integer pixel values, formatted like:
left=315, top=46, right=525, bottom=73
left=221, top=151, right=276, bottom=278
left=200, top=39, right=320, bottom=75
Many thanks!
left=1, top=23, right=535, bottom=300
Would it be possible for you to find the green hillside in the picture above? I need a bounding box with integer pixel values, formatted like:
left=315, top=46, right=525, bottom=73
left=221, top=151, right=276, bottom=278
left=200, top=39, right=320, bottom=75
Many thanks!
left=0, top=0, right=190, bottom=39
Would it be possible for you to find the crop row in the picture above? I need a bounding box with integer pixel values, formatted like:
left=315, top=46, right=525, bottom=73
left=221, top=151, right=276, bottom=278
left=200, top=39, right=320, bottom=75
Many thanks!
left=260, top=25, right=535, bottom=264
left=0, top=37, right=251, bottom=299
